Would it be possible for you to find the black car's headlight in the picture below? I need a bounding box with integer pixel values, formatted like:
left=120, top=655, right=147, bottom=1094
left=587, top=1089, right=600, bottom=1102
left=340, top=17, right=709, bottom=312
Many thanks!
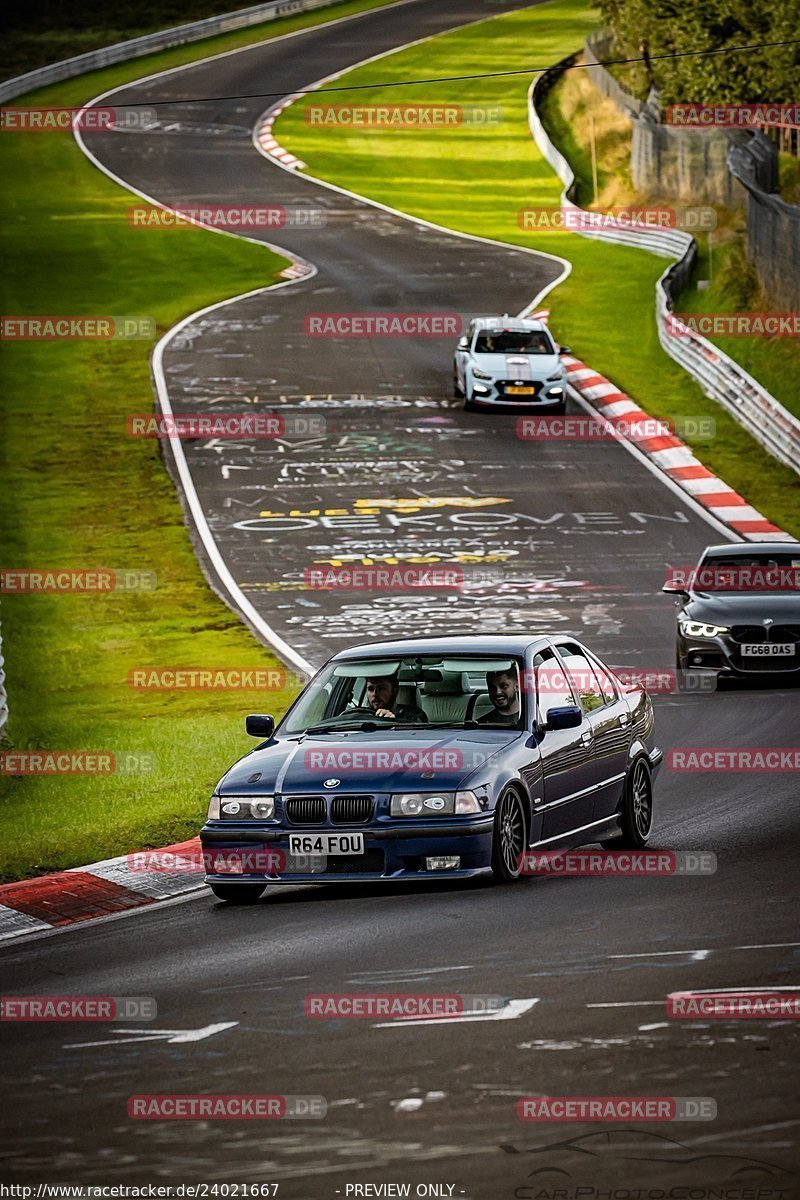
left=390, top=790, right=481, bottom=816
left=679, top=620, right=730, bottom=639
left=211, top=795, right=275, bottom=820
left=472, top=368, right=493, bottom=381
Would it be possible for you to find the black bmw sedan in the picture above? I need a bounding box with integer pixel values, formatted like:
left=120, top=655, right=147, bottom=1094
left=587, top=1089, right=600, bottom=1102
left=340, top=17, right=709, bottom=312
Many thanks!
left=663, top=541, right=800, bottom=685
left=200, top=634, right=662, bottom=902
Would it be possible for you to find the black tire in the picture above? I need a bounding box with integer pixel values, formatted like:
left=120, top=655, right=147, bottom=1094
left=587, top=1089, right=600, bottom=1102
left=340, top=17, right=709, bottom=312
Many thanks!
left=602, top=758, right=653, bottom=849
left=453, top=372, right=465, bottom=398
left=209, top=882, right=265, bottom=904
left=491, top=788, right=528, bottom=883
left=548, top=400, right=566, bottom=415
left=464, top=394, right=480, bottom=412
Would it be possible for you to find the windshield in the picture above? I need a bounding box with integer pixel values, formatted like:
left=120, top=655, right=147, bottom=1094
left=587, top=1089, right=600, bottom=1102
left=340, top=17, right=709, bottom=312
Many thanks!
left=694, top=554, right=800, bottom=593
left=474, top=331, right=554, bottom=355
left=279, top=655, right=526, bottom=734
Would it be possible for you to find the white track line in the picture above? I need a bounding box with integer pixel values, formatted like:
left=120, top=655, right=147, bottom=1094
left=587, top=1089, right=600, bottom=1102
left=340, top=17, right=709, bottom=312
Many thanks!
left=567, top=385, right=740, bottom=542
left=150, top=289, right=315, bottom=675
left=73, top=0, right=740, bottom=679
left=71, top=2, right=568, bottom=673
left=609, top=943, right=800, bottom=959
left=251, top=16, right=742, bottom=547
left=250, top=4, right=573, bottom=304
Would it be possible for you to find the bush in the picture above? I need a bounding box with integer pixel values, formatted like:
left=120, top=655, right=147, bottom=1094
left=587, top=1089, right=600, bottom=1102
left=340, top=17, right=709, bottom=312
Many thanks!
left=593, top=0, right=800, bottom=105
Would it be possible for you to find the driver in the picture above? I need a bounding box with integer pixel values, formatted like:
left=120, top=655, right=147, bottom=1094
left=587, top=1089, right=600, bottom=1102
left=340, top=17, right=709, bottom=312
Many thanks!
left=365, top=674, right=428, bottom=722
left=478, top=668, right=521, bottom=726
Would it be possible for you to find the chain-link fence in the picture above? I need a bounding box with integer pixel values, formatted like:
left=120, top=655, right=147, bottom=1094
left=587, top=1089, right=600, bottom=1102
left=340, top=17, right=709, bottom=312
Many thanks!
left=583, top=32, right=646, bottom=119
left=585, top=32, right=748, bottom=206
left=729, top=136, right=800, bottom=311
left=584, top=32, right=798, bottom=310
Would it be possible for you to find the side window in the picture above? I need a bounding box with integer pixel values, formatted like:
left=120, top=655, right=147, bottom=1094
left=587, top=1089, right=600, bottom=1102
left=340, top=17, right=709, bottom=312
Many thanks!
left=556, top=644, right=606, bottom=713
left=588, top=655, right=617, bottom=704
left=533, top=649, right=575, bottom=724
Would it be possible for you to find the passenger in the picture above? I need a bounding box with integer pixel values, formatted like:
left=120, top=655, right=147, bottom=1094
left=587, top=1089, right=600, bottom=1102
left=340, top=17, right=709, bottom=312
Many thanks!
left=478, top=668, right=521, bottom=725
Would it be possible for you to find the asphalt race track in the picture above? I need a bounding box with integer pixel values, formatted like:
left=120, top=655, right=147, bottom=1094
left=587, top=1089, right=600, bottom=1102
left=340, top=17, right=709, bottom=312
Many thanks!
left=2, top=1, right=799, bottom=1194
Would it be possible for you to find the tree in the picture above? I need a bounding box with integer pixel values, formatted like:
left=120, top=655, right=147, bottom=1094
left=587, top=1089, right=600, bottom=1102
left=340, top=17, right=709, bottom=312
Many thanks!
left=593, top=0, right=800, bottom=104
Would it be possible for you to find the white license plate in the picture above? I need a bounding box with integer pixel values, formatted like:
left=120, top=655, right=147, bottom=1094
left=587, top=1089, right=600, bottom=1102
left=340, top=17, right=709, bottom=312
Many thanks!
left=741, top=643, right=795, bottom=656
left=288, top=833, right=364, bottom=855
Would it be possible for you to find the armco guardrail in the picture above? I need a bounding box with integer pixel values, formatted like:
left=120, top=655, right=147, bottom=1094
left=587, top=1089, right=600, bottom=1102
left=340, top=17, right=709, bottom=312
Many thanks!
left=0, top=0, right=341, bottom=103
left=528, top=62, right=800, bottom=475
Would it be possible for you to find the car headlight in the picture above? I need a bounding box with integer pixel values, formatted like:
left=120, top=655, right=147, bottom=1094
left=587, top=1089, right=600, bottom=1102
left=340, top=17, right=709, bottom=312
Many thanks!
left=679, top=620, right=729, bottom=638
left=218, top=796, right=275, bottom=820
left=546, top=370, right=564, bottom=381
left=207, top=794, right=221, bottom=820
left=390, top=790, right=481, bottom=816
left=472, top=368, right=493, bottom=380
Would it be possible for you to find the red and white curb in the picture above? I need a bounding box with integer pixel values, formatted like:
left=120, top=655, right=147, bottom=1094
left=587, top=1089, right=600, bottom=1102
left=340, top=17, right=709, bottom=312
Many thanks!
left=0, top=838, right=205, bottom=941
left=562, top=354, right=792, bottom=541
left=254, top=97, right=307, bottom=170
left=253, top=100, right=314, bottom=283
left=280, top=260, right=314, bottom=280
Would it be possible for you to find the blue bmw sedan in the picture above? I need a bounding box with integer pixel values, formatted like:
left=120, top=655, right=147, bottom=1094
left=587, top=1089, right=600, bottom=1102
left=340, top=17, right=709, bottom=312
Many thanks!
left=200, top=635, right=663, bottom=902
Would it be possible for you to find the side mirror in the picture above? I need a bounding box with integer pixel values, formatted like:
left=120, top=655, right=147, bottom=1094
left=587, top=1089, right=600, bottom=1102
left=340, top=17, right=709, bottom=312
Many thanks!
left=457, top=336, right=469, bottom=350
left=542, top=704, right=582, bottom=731
left=558, top=345, right=572, bottom=355
left=661, top=582, right=689, bottom=597
left=246, top=714, right=274, bottom=738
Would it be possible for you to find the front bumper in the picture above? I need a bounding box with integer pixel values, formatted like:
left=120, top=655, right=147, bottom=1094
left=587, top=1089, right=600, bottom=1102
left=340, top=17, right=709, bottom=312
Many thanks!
left=469, top=377, right=565, bottom=406
left=679, top=632, right=800, bottom=676
left=201, top=816, right=495, bottom=885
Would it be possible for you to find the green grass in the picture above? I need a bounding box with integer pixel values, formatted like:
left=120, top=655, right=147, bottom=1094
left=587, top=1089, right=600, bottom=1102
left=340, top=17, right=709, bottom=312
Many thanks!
left=537, top=60, right=635, bottom=209
left=274, top=0, right=800, bottom=537
left=678, top=237, right=800, bottom=425
left=0, top=0, right=396, bottom=882
left=778, top=152, right=800, bottom=204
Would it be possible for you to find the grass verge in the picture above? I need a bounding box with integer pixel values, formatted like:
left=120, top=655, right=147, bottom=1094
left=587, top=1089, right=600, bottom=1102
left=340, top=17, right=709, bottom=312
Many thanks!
left=274, top=0, right=800, bottom=536
left=0, top=0, right=396, bottom=882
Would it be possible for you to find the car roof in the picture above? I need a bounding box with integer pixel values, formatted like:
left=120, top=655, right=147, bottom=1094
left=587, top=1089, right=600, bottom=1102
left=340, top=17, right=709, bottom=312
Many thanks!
left=330, top=634, right=556, bottom=661
left=702, top=541, right=799, bottom=557
left=470, top=314, right=548, bottom=334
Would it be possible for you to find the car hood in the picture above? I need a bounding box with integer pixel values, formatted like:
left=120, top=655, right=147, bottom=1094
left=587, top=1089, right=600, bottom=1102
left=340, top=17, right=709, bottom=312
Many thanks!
left=470, top=352, right=561, bottom=379
left=218, top=728, right=520, bottom=795
left=684, top=592, right=800, bottom=623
